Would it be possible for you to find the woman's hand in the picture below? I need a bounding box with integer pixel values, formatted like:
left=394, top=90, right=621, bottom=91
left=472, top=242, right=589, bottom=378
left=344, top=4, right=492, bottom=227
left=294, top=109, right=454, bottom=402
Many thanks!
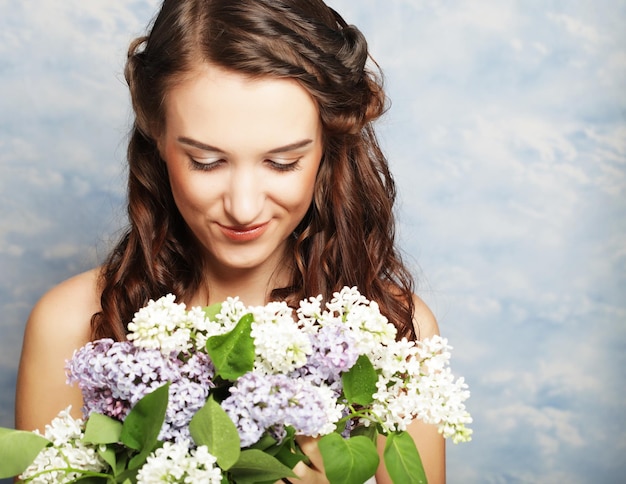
left=281, top=435, right=329, bottom=483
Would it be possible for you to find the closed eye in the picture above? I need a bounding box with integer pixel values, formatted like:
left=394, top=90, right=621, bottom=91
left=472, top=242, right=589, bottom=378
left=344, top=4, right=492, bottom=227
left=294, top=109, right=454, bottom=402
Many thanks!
left=265, top=158, right=301, bottom=172
left=187, top=155, right=301, bottom=172
left=188, top=156, right=225, bottom=171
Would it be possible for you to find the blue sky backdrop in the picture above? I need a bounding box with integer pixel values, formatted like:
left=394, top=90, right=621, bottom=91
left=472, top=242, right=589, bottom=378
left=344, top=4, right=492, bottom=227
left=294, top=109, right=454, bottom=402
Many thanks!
left=1, top=1, right=625, bottom=482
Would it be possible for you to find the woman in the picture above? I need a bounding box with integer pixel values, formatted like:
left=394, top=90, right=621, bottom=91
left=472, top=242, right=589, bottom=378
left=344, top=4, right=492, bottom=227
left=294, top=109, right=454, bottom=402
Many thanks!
left=16, top=0, right=444, bottom=482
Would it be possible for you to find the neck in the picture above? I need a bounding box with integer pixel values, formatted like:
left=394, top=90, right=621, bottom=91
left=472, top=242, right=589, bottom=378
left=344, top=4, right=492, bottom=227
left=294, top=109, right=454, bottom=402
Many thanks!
left=197, top=262, right=293, bottom=308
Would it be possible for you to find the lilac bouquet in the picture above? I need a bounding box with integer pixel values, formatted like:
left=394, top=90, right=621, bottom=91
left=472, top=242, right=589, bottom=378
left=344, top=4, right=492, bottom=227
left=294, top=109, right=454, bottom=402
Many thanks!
left=0, top=287, right=472, bottom=483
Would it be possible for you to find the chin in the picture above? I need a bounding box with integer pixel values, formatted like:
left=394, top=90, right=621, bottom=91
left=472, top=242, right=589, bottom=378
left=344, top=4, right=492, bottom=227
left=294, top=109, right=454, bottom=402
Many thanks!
left=210, top=240, right=287, bottom=271
left=212, top=253, right=270, bottom=271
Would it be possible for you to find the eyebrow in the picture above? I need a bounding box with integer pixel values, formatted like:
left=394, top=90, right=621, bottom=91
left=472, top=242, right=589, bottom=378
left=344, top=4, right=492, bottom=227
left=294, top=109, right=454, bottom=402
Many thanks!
left=177, top=137, right=313, bottom=154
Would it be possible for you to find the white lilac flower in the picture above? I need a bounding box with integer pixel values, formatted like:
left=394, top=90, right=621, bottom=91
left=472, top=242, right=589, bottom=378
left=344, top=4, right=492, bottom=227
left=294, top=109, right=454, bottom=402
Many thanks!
left=342, top=301, right=397, bottom=356
left=325, top=286, right=371, bottom=314
left=250, top=301, right=312, bottom=374
left=126, top=293, right=248, bottom=355
left=412, top=367, right=473, bottom=443
left=20, top=407, right=107, bottom=483
left=221, top=372, right=342, bottom=447
left=127, top=294, right=193, bottom=355
left=38, top=406, right=84, bottom=446
left=296, top=294, right=324, bottom=331
left=369, top=338, right=420, bottom=377
left=136, top=440, right=222, bottom=483
left=296, top=288, right=395, bottom=379
left=192, top=297, right=252, bottom=351
left=365, top=335, right=473, bottom=442
left=186, top=305, right=223, bottom=351
left=214, top=296, right=248, bottom=329
left=314, top=287, right=397, bottom=358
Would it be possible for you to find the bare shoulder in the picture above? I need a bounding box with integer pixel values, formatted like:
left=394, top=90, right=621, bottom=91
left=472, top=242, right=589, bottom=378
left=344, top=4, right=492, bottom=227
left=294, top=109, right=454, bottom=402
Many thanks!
left=22, top=266, right=102, bottom=373
left=411, top=293, right=440, bottom=340
left=16, top=268, right=103, bottom=430
left=29, top=267, right=102, bottom=330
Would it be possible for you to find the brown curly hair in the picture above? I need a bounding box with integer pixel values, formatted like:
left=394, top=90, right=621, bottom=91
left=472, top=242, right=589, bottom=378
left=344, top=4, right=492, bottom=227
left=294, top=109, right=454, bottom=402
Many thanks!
left=92, top=0, right=417, bottom=341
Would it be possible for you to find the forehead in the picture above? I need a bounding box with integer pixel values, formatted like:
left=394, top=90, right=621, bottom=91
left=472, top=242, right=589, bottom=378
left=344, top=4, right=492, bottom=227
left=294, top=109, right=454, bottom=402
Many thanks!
left=163, top=64, right=322, bottom=151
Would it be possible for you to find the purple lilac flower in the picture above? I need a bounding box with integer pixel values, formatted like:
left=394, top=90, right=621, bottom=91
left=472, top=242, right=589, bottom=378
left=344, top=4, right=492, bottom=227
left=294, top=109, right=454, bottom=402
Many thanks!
left=162, top=353, right=215, bottom=442
left=291, top=322, right=360, bottom=390
left=66, top=339, right=215, bottom=443
left=221, top=372, right=335, bottom=447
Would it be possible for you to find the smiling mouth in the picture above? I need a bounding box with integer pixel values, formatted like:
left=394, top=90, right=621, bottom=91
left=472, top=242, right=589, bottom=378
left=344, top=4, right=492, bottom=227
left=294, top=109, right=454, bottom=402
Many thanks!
left=219, top=223, right=269, bottom=242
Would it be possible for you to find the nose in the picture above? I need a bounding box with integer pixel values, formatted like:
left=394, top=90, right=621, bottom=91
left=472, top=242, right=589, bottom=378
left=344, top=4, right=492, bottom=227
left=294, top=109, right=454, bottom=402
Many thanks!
left=223, top=166, right=264, bottom=225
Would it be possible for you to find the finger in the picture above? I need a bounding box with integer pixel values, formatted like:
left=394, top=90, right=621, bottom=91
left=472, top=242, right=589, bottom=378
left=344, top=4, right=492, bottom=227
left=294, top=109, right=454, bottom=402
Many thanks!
left=295, top=435, right=326, bottom=473
left=292, top=459, right=329, bottom=484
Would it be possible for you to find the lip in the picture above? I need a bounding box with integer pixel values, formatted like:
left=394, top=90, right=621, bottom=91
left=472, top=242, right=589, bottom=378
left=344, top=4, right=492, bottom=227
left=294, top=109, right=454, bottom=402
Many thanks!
left=218, top=222, right=269, bottom=242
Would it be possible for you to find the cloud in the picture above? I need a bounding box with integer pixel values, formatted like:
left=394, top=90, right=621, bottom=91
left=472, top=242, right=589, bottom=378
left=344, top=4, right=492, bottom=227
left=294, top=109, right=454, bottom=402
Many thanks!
left=547, top=12, right=603, bottom=46
left=368, top=7, right=626, bottom=481
left=487, top=403, right=585, bottom=449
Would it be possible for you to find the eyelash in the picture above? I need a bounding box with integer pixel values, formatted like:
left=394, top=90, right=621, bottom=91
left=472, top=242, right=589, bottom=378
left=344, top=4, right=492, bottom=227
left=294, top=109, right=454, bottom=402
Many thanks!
left=188, top=157, right=301, bottom=172
left=188, top=158, right=223, bottom=172
left=266, top=159, right=301, bottom=172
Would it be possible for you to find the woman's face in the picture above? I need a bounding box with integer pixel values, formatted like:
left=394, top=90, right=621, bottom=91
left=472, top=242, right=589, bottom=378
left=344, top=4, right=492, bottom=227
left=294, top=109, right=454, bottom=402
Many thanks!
left=159, top=64, right=323, bottom=278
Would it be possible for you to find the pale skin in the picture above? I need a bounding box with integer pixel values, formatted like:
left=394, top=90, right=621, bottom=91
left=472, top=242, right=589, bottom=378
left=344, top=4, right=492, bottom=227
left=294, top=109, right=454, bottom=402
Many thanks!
left=15, top=64, right=445, bottom=483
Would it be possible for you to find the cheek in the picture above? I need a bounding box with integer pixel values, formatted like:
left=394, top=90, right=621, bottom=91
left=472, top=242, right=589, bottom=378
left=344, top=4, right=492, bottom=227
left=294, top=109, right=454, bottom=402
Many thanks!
left=167, top=165, right=213, bottom=214
left=276, top=171, right=318, bottom=212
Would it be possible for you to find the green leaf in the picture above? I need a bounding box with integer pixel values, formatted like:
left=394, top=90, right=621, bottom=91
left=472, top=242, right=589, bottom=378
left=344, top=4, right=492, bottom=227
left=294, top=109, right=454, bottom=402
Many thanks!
left=228, top=449, right=297, bottom=483
left=83, top=413, right=123, bottom=444
left=350, top=424, right=378, bottom=443
left=117, top=467, right=139, bottom=483
left=249, top=432, right=277, bottom=452
left=273, top=443, right=308, bottom=470
left=261, top=427, right=307, bottom=469
left=203, top=302, right=223, bottom=321
left=189, top=396, right=240, bottom=470
left=205, top=313, right=255, bottom=380
left=96, top=445, right=117, bottom=473
left=115, top=451, right=129, bottom=476
left=342, top=354, right=378, bottom=406
left=384, top=431, right=427, bottom=484
left=120, top=383, right=169, bottom=469
left=0, top=428, right=50, bottom=478
left=318, top=433, right=379, bottom=484
left=72, top=476, right=109, bottom=483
